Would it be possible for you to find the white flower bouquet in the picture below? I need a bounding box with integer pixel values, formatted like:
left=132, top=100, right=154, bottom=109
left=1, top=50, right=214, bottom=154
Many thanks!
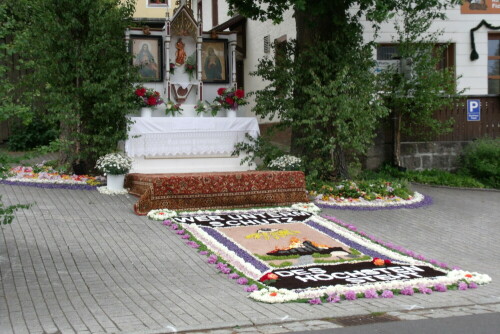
left=268, top=155, right=302, bottom=171
left=95, top=153, right=132, bottom=175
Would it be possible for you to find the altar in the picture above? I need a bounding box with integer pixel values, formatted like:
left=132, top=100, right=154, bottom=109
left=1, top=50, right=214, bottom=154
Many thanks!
left=125, top=117, right=259, bottom=173
left=124, top=1, right=260, bottom=174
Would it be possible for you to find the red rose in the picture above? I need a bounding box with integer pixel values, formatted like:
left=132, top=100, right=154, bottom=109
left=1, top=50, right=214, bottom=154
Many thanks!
left=135, top=87, right=146, bottom=97
left=225, top=97, right=234, bottom=105
left=384, top=259, right=392, bottom=265
left=147, top=96, right=157, bottom=106
left=235, top=89, right=244, bottom=99
left=217, top=87, right=227, bottom=96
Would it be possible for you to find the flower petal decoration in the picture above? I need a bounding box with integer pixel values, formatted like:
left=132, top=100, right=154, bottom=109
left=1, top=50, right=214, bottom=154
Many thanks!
left=156, top=206, right=491, bottom=304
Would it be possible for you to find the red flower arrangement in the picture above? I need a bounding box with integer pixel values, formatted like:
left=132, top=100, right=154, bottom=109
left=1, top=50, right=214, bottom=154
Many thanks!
left=212, top=87, right=248, bottom=111
left=134, top=86, right=164, bottom=107
left=259, top=272, right=279, bottom=284
left=372, top=257, right=392, bottom=266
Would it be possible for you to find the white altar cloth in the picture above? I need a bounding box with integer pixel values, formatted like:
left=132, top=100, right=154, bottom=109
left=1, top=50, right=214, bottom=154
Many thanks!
left=125, top=117, right=260, bottom=158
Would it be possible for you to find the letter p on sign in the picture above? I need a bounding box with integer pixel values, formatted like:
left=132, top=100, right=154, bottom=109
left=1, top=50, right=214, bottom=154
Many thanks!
left=467, top=99, right=481, bottom=121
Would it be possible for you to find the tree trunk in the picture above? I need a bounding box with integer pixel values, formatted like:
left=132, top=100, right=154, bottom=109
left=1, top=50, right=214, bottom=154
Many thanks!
left=333, top=146, right=349, bottom=180
left=393, top=110, right=402, bottom=167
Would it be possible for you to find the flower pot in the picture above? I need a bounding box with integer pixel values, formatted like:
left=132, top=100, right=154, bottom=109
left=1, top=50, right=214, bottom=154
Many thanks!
left=107, top=174, right=125, bottom=191
left=226, top=109, right=237, bottom=118
left=140, top=107, right=153, bottom=117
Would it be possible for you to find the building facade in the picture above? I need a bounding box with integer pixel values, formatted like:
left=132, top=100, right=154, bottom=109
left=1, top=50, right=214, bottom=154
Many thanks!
left=203, top=1, right=500, bottom=101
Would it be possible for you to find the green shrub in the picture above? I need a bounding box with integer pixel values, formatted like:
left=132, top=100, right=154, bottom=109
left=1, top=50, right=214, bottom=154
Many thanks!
left=360, top=164, right=487, bottom=188
left=459, top=138, right=500, bottom=188
left=7, top=119, right=58, bottom=151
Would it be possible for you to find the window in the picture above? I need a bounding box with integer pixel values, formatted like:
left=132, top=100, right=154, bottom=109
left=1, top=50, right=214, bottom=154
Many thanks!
left=488, top=34, right=500, bottom=94
left=274, top=35, right=287, bottom=66
left=147, top=0, right=168, bottom=7
left=377, top=45, right=399, bottom=60
left=376, top=43, right=455, bottom=70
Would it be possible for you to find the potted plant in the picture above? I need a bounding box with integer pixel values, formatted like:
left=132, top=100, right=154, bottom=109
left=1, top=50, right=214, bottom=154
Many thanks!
left=184, top=53, right=197, bottom=81
left=165, top=100, right=183, bottom=116
left=195, top=101, right=210, bottom=117
left=134, top=86, right=164, bottom=117
left=95, top=153, right=132, bottom=191
left=212, top=87, right=248, bottom=117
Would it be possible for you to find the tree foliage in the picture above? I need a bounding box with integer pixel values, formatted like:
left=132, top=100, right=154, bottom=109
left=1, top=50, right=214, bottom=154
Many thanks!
left=377, top=1, right=464, bottom=166
left=1, top=0, right=139, bottom=172
left=227, top=0, right=461, bottom=180
left=252, top=40, right=388, bottom=179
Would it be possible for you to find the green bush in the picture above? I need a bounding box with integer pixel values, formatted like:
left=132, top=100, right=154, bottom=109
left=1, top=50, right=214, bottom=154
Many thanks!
left=360, top=164, right=487, bottom=188
left=459, top=138, right=500, bottom=188
left=7, top=119, right=58, bottom=151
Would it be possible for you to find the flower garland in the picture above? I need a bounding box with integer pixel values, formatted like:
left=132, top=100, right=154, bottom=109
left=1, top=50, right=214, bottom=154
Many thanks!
left=314, top=192, right=432, bottom=210
left=151, top=206, right=491, bottom=305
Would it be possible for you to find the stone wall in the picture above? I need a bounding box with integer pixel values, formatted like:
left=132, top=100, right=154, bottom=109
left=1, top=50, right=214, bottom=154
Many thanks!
left=400, top=141, right=471, bottom=171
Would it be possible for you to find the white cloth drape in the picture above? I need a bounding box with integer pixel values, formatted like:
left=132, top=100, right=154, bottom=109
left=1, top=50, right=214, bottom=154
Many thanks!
left=125, top=117, right=260, bottom=158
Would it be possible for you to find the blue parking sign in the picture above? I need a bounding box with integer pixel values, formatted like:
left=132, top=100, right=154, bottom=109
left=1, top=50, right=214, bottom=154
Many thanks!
left=467, top=100, right=481, bottom=121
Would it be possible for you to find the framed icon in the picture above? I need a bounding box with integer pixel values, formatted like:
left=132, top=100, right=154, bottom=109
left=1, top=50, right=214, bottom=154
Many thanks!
left=130, top=35, right=163, bottom=82
left=201, top=39, right=229, bottom=83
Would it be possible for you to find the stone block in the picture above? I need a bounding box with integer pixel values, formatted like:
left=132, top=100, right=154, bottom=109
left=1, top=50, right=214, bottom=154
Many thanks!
left=401, top=143, right=418, bottom=155
left=401, top=156, right=421, bottom=170
left=421, top=155, right=433, bottom=169
left=417, top=142, right=436, bottom=154
left=433, top=155, right=450, bottom=169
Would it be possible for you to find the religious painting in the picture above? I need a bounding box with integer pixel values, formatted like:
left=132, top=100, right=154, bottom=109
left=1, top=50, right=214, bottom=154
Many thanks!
left=201, top=39, right=229, bottom=83
left=461, top=0, right=500, bottom=14
left=130, top=35, right=163, bottom=82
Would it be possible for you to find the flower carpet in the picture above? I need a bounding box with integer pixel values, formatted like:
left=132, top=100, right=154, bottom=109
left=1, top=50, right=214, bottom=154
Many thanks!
left=152, top=205, right=491, bottom=304
left=1, top=166, right=104, bottom=190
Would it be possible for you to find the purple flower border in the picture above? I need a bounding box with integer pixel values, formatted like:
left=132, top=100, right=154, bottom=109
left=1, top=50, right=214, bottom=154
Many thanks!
left=0, top=179, right=98, bottom=191
left=315, top=193, right=432, bottom=211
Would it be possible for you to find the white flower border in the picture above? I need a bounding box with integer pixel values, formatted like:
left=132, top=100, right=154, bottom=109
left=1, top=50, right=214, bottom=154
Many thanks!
left=147, top=209, right=178, bottom=221
left=315, top=191, right=425, bottom=208
left=249, top=268, right=492, bottom=303
left=291, top=202, right=322, bottom=214
left=96, top=186, right=129, bottom=195
left=155, top=206, right=491, bottom=303
left=5, top=177, right=93, bottom=185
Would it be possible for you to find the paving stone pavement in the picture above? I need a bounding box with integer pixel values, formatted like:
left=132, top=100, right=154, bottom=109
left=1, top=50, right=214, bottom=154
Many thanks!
left=0, top=183, right=499, bottom=334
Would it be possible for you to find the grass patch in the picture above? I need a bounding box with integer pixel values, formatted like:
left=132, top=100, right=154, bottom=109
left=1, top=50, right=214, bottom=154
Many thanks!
left=255, top=254, right=300, bottom=261
left=314, top=255, right=371, bottom=264
left=269, top=261, right=293, bottom=268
